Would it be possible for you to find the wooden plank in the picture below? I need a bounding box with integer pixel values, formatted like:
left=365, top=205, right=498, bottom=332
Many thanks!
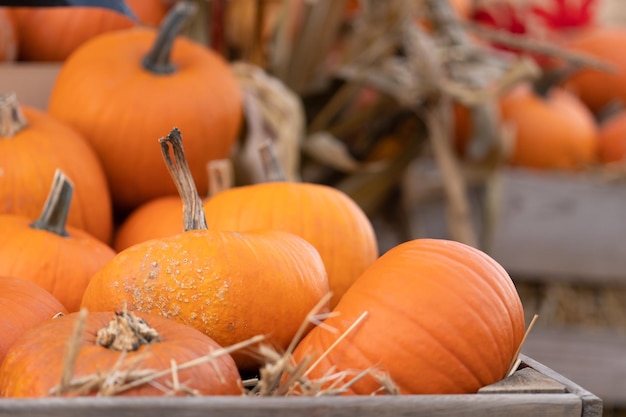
left=0, top=63, right=62, bottom=111
left=478, top=367, right=567, bottom=394
left=522, top=327, right=626, bottom=409
left=0, top=393, right=583, bottom=417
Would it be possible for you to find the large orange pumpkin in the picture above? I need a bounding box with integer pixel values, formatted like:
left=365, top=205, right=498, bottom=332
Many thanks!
left=500, top=82, right=598, bottom=170
left=0, top=92, right=112, bottom=243
left=0, top=310, right=243, bottom=397
left=0, top=170, right=116, bottom=312
left=564, top=27, right=626, bottom=114
left=10, top=0, right=172, bottom=62
left=0, top=8, right=17, bottom=62
left=292, top=238, right=526, bottom=395
left=81, top=129, right=329, bottom=371
left=0, top=276, right=67, bottom=364
left=48, top=2, right=243, bottom=213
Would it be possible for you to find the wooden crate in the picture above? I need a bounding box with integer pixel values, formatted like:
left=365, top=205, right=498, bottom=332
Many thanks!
left=0, top=355, right=602, bottom=417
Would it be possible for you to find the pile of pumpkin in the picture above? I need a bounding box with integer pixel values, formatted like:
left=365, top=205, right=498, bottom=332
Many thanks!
left=0, top=1, right=530, bottom=398
left=454, top=0, right=626, bottom=171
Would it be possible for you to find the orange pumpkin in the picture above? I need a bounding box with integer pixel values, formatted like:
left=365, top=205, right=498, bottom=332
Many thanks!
left=292, top=238, right=526, bottom=395
left=0, top=310, right=243, bottom=397
left=598, top=110, right=626, bottom=164
left=500, top=82, right=598, bottom=170
left=0, top=276, right=67, bottom=364
left=0, top=93, right=113, bottom=243
left=0, top=170, right=116, bottom=312
left=10, top=0, right=171, bottom=62
left=48, top=2, right=243, bottom=213
left=81, top=129, right=329, bottom=371
left=564, top=27, right=626, bottom=114
left=0, top=8, right=17, bottom=62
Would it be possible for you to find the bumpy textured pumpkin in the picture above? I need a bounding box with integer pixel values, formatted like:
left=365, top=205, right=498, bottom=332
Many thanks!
left=0, top=8, right=17, bottom=62
left=0, top=310, right=243, bottom=397
left=202, top=181, right=378, bottom=309
left=0, top=93, right=113, bottom=243
left=48, top=2, right=243, bottom=212
left=10, top=0, right=171, bottom=62
left=501, top=82, right=598, bottom=170
left=0, top=170, right=116, bottom=312
left=0, top=276, right=67, bottom=364
left=82, top=129, right=329, bottom=370
left=564, top=27, right=626, bottom=113
left=598, top=110, right=626, bottom=164
left=292, top=238, right=526, bottom=395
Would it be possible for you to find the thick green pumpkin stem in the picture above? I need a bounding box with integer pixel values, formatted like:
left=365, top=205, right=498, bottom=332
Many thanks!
left=0, top=92, right=28, bottom=138
left=30, top=169, right=73, bottom=237
left=96, top=311, right=160, bottom=352
left=160, top=127, right=208, bottom=231
left=142, top=1, right=197, bottom=75
left=258, top=140, right=287, bottom=182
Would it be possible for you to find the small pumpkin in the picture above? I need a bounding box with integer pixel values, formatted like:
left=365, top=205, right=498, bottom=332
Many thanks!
left=48, top=1, right=243, bottom=212
left=0, top=276, right=67, bottom=364
left=0, top=310, right=243, bottom=397
left=9, top=0, right=171, bottom=62
left=0, top=170, right=116, bottom=312
left=500, top=81, right=598, bottom=170
left=0, top=92, right=113, bottom=244
left=0, top=8, right=17, bottom=62
left=292, top=238, right=526, bottom=395
left=81, top=128, right=330, bottom=371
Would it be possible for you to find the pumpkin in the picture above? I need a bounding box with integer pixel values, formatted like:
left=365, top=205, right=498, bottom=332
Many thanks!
left=292, top=238, right=526, bottom=395
left=0, top=170, right=116, bottom=312
left=0, top=8, right=17, bottom=62
left=48, top=1, right=243, bottom=212
left=564, top=27, right=626, bottom=114
left=81, top=128, right=330, bottom=370
left=0, top=276, right=67, bottom=364
left=500, top=81, right=598, bottom=170
left=597, top=109, right=626, bottom=164
left=0, top=310, right=243, bottom=397
left=0, top=92, right=113, bottom=243
left=10, top=0, right=171, bottom=62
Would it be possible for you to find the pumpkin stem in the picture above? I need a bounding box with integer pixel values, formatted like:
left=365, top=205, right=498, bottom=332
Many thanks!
left=207, top=159, right=234, bottom=197
left=0, top=92, right=28, bottom=138
left=30, top=169, right=73, bottom=237
left=160, top=127, right=208, bottom=231
left=532, top=64, right=581, bottom=98
left=96, top=311, right=161, bottom=352
left=142, top=1, right=197, bottom=75
left=258, top=140, right=287, bottom=182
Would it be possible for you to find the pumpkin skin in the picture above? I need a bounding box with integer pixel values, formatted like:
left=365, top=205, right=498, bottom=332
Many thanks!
left=81, top=229, right=330, bottom=370
left=0, top=98, right=113, bottom=244
left=0, top=8, right=17, bottom=62
left=0, top=276, right=67, bottom=364
left=0, top=311, right=243, bottom=397
left=10, top=0, right=171, bottom=62
left=292, top=238, right=526, bottom=395
left=598, top=110, right=626, bottom=164
left=202, top=182, right=378, bottom=310
left=500, top=83, right=598, bottom=170
left=564, top=27, right=626, bottom=113
left=48, top=11, right=243, bottom=212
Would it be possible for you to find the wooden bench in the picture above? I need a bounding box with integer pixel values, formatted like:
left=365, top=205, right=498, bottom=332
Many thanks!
left=396, top=158, right=626, bottom=412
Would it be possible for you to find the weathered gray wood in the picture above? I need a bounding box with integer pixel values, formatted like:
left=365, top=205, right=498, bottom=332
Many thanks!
left=478, top=367, right=567, bottom=394
left=402, top=159, right=626, bottom=286
left=522, top=327, right=626, bottom=409
left=0, top=393, right=583, bottom=417
left=0, top=64, right=61, bottom=111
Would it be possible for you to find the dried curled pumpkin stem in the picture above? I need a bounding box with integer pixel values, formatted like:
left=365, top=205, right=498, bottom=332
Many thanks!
left=142, top=1, right=197, bottom=75
left=30, top=169, right=73, bottom=237
left=0, top=92, right=28, bottom=138
left=159, top=127, right=208, bottom=231
left=96, top=311, right=161, bottom=352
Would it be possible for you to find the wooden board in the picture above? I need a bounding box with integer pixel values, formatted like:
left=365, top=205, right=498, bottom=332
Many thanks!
left=0, top=355, right=601, bottom=417
left=402, top=159, right=626, bottom=286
